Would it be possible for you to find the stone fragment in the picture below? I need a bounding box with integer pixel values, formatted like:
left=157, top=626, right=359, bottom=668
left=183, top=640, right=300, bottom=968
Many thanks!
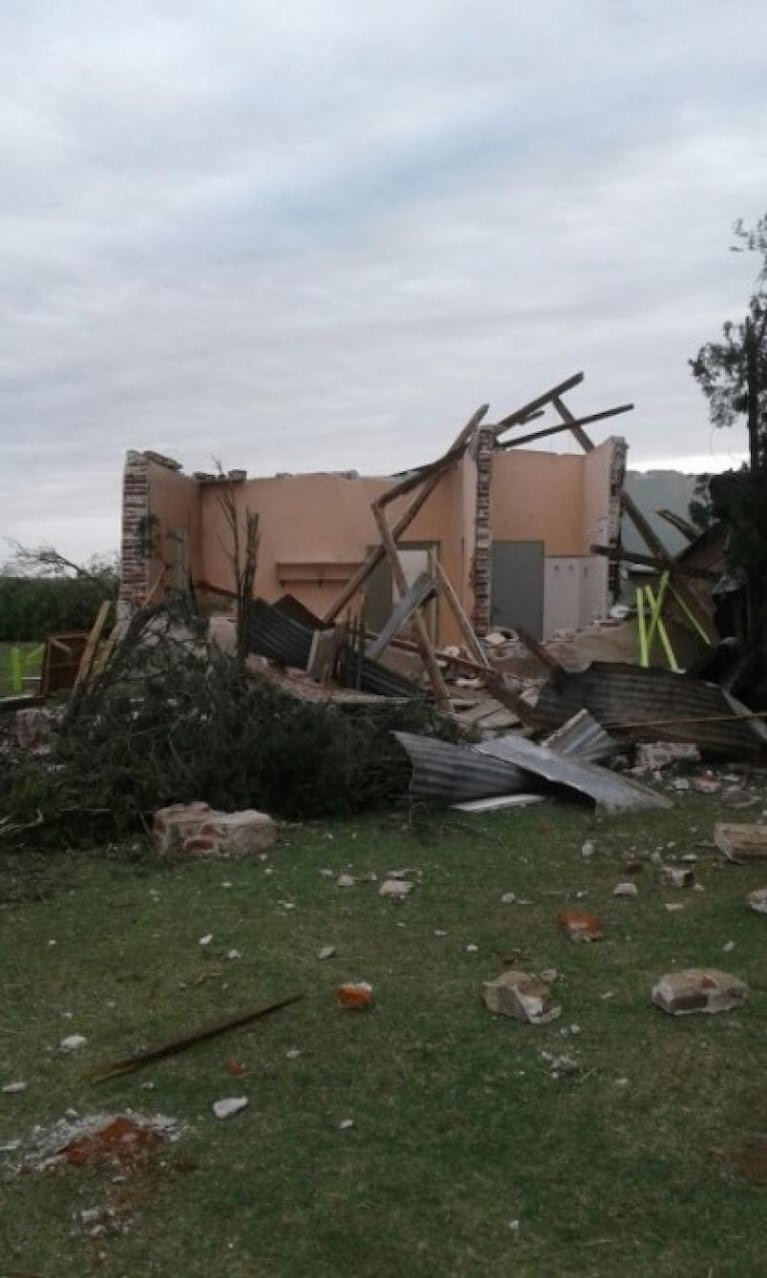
left=651, top=969, right=747, bottom=1016
left=212, top=1097, right=248, bottom=1120
left=747, top=887, right=767, bottom=915
left=581, top=840, right=595, bottom=859
left=15, top=708, right=52, bottom=751
left=336, top=982, right=373, bottom=1009
left=714, top=822, right=767, bottom=863
left=693, top=774, right=720, bottom=795
left=557, top=910, right=603, bottom=943
left=481, top=970, right=561, bottom=1024
left=59, top=1034, right=87, bottom=1053
left=660, top=867, right=694, bottom=888
left=613, top=882, right=638, bottom=898
left=379, top=879, right=413, bottom=899
left=317, top=946, right=336, bottom=960
left=2, top=1081, right=27, bottom=1094
left=637, top=742, right=700, bottom=771
left=153, top=803, right=277, bottom=858
left=336, top=874, right=356, bottom=888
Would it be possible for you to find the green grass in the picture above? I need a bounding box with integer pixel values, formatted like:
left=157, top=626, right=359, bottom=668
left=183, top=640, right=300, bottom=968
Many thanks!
left=0, top=640, right=43, bottom=696
left=2, top=797, right=767, bottom=1276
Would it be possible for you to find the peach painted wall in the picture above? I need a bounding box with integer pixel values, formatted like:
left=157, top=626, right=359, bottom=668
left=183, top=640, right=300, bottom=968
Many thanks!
left=145, top=461, right=202, bottom=591
left=490, top=451, right=585, bottom=553
left=198, top=462, right=474, bottom=645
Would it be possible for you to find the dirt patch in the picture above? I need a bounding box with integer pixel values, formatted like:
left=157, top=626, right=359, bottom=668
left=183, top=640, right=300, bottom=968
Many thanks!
left=15, top=1110, right=186, bottom=1174
left=721, top=1140, right=767, bottom=1183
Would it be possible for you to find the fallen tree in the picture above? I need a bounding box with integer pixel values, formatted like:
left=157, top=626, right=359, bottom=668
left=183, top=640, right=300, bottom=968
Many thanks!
left=1, top=604, right=460, bottom=847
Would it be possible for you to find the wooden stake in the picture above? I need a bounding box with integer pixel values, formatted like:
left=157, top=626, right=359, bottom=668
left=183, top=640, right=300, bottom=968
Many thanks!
left=73, top=601, right=111, bottom=691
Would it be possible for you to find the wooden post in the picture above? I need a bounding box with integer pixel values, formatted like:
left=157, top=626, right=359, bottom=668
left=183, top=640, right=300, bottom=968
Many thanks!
left=73, top=600, right=112, bottom=691
left=371, top=502, right=452, bottom=709
left=323, top=404, right=489, bottom=623
left=433, top=558, right=489, bottom=667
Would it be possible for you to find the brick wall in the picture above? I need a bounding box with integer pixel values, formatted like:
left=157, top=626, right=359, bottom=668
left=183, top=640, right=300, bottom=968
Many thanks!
left=120, top=450, right=150, bottom=605
left=471, top=425, right=494, bottom=635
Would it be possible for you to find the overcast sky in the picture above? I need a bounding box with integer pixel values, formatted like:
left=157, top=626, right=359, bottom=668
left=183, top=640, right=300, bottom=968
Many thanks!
left=1, top=0, right=765, bottom=562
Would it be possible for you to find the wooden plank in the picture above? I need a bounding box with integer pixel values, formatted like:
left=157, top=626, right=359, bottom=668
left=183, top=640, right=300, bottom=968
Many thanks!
left=377, top=404, right=490, bottom=509
left=433, top=558, right=490, bottom=667
left=500, top=403, right=634, bottom=450
left=73, top=600, right=111, bottom=691
left=371, top=503, right=451, bottom=709
left=324, top=404, right=489, bottom=622
left=492, top=372, right=585, bottom=437
left=306, top=627, right=340, bottom=683
left=366, top=571, right=436, bottom=660
left=590, top=545, right=719, bottom=581
left=656, top=509, right=698, bottom=542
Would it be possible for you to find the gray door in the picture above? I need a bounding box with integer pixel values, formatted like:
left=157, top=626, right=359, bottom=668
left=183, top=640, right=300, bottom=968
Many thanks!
left=491, top=541, right=544, bottom=638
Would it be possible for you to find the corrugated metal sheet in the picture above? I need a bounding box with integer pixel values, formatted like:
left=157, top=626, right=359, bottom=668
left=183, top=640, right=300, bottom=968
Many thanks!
left=394, top=732, right=530, bottom=803
left=243, top=599, right=314, bottom=668
left=244, top=598, right=424, bottom=698
left=477, top=734, right=671, bottom=812
left=541, top=709, right=618, bottom=764
left=337, top=650, right=424, bottom=700
left=533, top=662, right=767, bottom=758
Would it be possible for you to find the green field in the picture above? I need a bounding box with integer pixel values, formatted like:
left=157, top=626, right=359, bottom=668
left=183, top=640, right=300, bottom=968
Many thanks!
left=1, top=798, right=766, bottom=1276
left=0, top=640, right=43, bottom=696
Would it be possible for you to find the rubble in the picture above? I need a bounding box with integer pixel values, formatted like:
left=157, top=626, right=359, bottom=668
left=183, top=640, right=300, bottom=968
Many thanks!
left=660, top=867, right=695, bottom=888
left=153, top=803, right=277, bottom=858
left=714, top=822, right=767, bottom=863
left=557, top=910, right=603, bottom=942
left=18, top=1111, right=185, bottom=1172
left=336, top=982, right=374, bottom=1009
left=212, top=1097, right=248, bottom=1120
left=379, top=879, right=414, bottom=899
left=613, top=882, right=638, bottom=897
left=636, top=741, right=701, bottom=771
left=481, top=970, right=562, bottom=1024
left=747, top=888, right=767, bottom=914
left=651, top=969, right=747, bottom=1016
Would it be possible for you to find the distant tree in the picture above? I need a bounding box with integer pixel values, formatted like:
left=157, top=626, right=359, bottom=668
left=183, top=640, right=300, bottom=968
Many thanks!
left=689, top=214, right=767, bottom=472
left=687, top=473, right=714, bottom=532
left=0, top=543, right=119, bottom=641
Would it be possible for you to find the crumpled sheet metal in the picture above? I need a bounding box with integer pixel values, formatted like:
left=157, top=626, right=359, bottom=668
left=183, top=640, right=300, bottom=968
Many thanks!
left=533, top=662, right=767, bottom=758
left=541, top=708, right=618, bottom=764
left=393, top=732, right=530, bottom=804
left=476, top=733, right=671, bottom=813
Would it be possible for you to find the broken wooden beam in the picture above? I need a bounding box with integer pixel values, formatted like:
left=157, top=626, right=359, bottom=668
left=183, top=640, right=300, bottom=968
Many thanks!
left=492, top=372, right=585, bottom=436
left=366, top=571, right=436, bottom=660
left=499, top=403, right=634, bottom=450
left=590, top=545, right=719, bottom=581
left=324, top=404, right=489, bottom=622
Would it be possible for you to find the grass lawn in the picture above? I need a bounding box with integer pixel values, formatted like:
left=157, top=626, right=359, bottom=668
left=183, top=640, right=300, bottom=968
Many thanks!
left=2, top=797, right=767, bottom=1275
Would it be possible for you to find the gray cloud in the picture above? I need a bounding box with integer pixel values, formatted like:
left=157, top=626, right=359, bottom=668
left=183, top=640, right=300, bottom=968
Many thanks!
left=0, top=0, right=764, bottom=560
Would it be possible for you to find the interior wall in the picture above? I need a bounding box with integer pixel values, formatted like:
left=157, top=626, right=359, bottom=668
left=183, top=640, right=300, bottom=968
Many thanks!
left=490, top=451, right=585, bottom=553
left=144, top=460, right=202, bottom=593
left=198, top=464, right=473, bottom=646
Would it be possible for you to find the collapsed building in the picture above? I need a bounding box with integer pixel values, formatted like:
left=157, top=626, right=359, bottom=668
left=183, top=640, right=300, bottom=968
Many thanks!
left=119, top=373, right=629, bottom=645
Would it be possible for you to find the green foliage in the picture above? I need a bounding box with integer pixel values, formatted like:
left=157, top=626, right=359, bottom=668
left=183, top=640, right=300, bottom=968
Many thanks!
left=687, top=473, right=714, bottom=532
left=0, top=609, right=461, bottom=845
left=690, top=213, right=767, bottom=467
left=0, top=574, right=117, bottom=641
